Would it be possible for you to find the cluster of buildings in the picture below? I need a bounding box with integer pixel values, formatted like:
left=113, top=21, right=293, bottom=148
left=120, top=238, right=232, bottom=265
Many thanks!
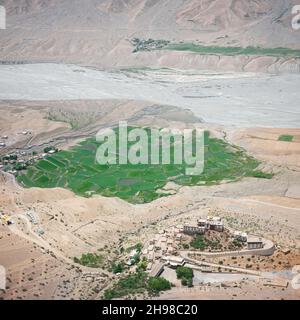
left=0, top=144, right=58, bottom=175
left=183, top=216, right=264, bottom=250
left=27, top=211, right=38, bottom=225
left=141, top=227, right=183, bottom=272
left=141, top=216, right=270, bottom=277
left=0, top=152, right=33, bottom=175
left=183, top=216, right=224, bottom=235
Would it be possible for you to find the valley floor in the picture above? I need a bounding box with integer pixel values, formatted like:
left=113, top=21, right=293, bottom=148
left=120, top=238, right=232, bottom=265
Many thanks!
left=0, top=65, right=299, bottom=300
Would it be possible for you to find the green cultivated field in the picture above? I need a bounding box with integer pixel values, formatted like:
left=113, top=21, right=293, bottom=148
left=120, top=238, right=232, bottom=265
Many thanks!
left=131, top=38, right=300, bottom=58
left=17, top=128, right=270, bottom=204
left=165, top=43, right=300, bottom=58
left=278, top=134, right=294, bottom=142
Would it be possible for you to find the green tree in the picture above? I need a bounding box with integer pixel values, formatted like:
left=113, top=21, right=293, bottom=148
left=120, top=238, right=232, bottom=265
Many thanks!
left=148, top=277, right=172, bottom=293
left=176, top=266, right=194, bottom=287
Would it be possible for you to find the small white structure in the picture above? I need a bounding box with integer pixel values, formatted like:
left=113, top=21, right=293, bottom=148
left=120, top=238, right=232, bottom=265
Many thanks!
left=129, top=249, right=138, bottom=259
left=233, top=231, right=248, bottom=242
left=175, top=234, right=182, bottom=241
left=162, top=255, right=185, bottom=268
left=27, top=211, right=38, bottom=225
left=126, top=259, right=134, bottom=266
left=176, top=225, right=184, bottom=232
left=197, top=219, right=206, bottom=227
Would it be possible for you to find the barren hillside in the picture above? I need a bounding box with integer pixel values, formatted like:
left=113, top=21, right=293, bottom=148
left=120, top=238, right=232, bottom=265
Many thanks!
left=0, top=0, right=300, bottom=69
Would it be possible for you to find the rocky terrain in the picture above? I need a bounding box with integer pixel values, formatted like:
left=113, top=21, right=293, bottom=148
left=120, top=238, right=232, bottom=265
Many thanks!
left=0, top=99, right=299, bottom=300
left=0, top=0, right=299, bottom=300
left=1, top=0, right=300, bottom=71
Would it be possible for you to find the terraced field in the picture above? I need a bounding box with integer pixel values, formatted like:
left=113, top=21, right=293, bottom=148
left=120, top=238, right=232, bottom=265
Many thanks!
left=17, top=129, right=267, bottom=203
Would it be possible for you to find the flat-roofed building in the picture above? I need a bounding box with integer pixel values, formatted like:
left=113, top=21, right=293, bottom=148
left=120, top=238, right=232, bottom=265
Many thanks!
left=209, top=221, right=224, bottom=232
left=197, top=219, right=206, bottom=227
left=176, top=234, right=182, bottom=241
left=247, top=236, right=264, bottom=249
left=162, top=256, right=185, bottom=268
left=183, top=225, right=205, bottom=235
left=177, top=225, right=184, bottom=232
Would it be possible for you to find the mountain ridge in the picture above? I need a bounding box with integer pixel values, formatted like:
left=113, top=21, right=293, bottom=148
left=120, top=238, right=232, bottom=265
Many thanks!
left=0, top=0, right=300, bottom=70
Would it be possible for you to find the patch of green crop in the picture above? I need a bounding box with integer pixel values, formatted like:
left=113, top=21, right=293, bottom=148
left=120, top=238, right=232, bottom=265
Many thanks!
left=74, top=253, right=104, bottom=268
left=278, top=134, right=294, bottom=142
left=130, top=38, right=300, bottom=58
left=17, top=127, right=272, bottom=204
left=165, top=43, right=300, bottom=58
left=247, top=170, right=274, bottom=179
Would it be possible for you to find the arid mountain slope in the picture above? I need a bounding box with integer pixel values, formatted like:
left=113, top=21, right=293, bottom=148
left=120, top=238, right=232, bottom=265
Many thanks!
left=0, top=0, right=300, bottom=68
